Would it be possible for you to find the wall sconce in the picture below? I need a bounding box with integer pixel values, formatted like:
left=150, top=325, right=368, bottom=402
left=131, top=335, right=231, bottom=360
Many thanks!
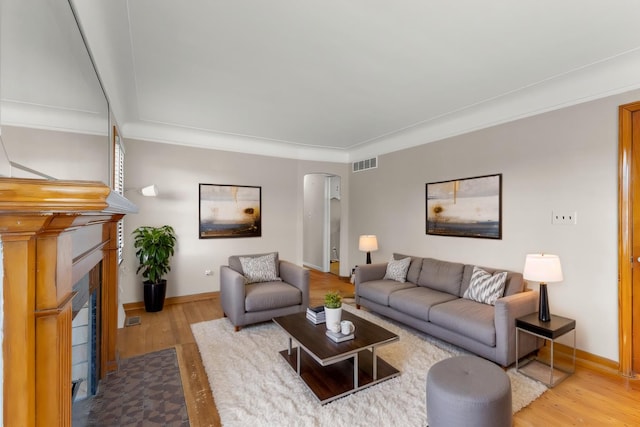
left=140, top=184, right=158, bottom=197
left=359, top=235, right=378, bottom=264
left=126, top=184, right=159, bottom=197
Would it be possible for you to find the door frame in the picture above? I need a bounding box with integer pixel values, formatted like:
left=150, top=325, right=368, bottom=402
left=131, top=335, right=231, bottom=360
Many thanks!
left=618, top=100, right=640, bottom=377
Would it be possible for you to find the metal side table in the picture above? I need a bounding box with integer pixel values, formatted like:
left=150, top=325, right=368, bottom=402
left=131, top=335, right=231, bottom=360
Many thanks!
left=516, top=313, right=576, bottom=387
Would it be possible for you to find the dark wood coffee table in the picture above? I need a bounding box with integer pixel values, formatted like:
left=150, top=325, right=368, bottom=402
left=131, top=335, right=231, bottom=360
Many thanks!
left=273, top=310, right=400, bottom=404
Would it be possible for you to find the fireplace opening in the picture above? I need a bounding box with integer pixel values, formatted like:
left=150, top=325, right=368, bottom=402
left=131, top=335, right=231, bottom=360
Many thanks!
left=71, top=262, right=102, bottom=404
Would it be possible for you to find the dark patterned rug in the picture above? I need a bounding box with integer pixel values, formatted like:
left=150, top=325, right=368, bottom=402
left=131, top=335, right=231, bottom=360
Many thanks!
left=76, top=348, right=189, bottom=426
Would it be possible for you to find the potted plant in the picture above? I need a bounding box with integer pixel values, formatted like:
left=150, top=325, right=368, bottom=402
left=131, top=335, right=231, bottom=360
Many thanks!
left=324, top=290, right=343, bottom=332
left=132, top=225, right=177, bottom=312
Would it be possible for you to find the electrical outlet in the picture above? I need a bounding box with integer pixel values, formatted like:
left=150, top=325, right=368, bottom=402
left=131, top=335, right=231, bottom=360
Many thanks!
left=204, top=269, right=213, bottom=276
left=552, top=211, right=577, bottom=225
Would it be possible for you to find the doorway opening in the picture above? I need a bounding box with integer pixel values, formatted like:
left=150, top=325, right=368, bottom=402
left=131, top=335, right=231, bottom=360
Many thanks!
left=303, top=173, right=341, bottom=275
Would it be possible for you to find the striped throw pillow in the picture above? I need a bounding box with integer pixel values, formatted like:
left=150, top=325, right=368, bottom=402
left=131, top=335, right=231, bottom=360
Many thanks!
left=463, top=266, right=507, bottom=305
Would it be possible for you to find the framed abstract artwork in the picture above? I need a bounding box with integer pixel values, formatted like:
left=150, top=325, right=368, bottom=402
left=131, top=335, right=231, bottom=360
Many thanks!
left=426, top=174, right=502, bottom=239
left=199, top=184, right=262, bottom=238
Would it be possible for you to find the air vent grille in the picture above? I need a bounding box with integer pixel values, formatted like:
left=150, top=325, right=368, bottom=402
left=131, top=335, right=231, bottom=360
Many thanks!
left=352, top=157, right=378, bottom=173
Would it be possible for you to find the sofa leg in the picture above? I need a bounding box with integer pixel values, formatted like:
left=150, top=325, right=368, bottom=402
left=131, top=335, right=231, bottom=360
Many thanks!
left=356, top=304, right=361, bottom=309
left=234, top=325, right=241, bottom=332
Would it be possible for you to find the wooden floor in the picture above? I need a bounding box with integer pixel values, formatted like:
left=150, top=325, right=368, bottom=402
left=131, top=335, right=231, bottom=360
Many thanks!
left=119, top=270, right=640, bottom=426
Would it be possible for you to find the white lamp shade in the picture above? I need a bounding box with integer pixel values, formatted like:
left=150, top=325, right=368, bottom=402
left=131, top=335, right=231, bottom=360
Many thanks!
left=359, top=235, right=378, bottom=252
left=523, top=253, right=563, bottom=283
left=140, top=184, right=158, bottom=197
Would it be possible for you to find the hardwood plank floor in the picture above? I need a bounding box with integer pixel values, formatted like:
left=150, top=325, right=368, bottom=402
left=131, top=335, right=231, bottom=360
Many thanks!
left=119, top=270, right=640, bottom=426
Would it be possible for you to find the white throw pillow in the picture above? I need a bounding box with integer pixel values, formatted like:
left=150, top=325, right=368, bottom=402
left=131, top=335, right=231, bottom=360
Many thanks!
left=383, top=257, right=412, bottom=283
left=239, top=253, right=281, bottom=284
left=463, top=266, right=507, bottom=305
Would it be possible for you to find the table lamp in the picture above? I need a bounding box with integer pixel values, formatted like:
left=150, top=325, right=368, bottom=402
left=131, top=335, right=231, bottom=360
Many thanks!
left=359, top=235, right=378, bottom=264
left=523, top=253, right=563, bottom=322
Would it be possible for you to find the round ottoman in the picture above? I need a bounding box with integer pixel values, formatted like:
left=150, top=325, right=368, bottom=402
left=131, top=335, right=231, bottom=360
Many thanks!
left=426, top=355, right=512, bottom=427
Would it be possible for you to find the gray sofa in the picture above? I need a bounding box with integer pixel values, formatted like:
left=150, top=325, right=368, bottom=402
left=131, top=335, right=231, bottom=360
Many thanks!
left=355, top=254, right=540, bottom=366
left=220, top=253, right=309, bottom=331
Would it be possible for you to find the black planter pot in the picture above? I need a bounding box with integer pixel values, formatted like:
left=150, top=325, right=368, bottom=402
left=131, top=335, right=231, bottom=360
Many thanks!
left=144, top=279, right=167, bottom=312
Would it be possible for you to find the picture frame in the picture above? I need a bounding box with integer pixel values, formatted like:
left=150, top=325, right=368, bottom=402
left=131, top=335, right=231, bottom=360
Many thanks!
left=426, top=174, right=502, bottom=239
left=199, top=184, right=262, bottom=239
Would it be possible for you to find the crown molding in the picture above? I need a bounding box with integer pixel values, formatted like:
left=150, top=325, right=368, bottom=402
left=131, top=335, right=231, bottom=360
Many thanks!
left=348, top=48, right=640, bottom=161
left=121, top=121, right=351, bottom=163
left=0, top=101, right=109, bottom=136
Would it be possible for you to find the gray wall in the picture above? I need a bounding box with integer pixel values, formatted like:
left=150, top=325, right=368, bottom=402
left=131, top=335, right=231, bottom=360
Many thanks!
left=120, top=139, right=350, bottom=312
left=349, top=88, right=640, bottom=362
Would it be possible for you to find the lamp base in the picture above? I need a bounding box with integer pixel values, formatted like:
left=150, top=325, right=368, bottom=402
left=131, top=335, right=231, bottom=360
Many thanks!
left=538, top=283, right=551, bottom=322
left=366, top=252, right=372, bottom=264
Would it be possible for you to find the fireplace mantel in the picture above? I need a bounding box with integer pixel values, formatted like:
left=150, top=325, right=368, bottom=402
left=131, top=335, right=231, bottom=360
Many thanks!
left=0, top=177, right=137, bottom=426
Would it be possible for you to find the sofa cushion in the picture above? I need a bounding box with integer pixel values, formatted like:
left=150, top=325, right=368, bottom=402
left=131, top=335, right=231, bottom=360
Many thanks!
left=417, top=258, right=464, bottom=295
left=388, top=287, right=458, bottom=322
left=463, top=266, right=507, bottom=305
left=393, top=253, right=423, bottom=284
left=429, top=298, right=497, bottom=347
left=460, top=264, right=524, bottom=297
left=245, top=281, right=301, bottom=312
left=384, top=257, right=412, bottom=282
left=239, top=253, right=281, bottom=284
left=503, top=271, right=525, bottom=296
left=358, top=279, right=416, bottom=306
left=229, top=252, right=280, bottom=277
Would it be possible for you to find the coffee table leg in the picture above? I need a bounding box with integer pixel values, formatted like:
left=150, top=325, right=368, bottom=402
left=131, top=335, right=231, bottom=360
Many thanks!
left=353, top=353, right=359, bottom=389
left=287, top=337, right=302, bottom=376
left=372, top=347, right=377, bottom=380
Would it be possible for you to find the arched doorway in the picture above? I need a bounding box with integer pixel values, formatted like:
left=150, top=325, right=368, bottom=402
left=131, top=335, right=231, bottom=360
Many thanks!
left=303, top=173, right=341, bottom=274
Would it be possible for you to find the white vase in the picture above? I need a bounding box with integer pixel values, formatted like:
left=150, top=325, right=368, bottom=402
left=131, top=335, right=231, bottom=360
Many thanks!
left=325, top=306, right=342, bottom=332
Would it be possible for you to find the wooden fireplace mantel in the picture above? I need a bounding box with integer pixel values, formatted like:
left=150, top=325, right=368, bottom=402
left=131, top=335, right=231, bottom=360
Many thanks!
left=0, top=177, right=137, bottom=427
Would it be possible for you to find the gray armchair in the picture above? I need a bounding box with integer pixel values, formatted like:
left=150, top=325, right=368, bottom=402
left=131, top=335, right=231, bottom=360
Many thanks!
left=220, top=252, right=309, bottom=331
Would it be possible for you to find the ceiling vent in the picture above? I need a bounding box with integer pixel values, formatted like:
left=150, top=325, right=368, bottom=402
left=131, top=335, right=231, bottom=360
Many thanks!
left=352, top=157, right=378, bottom=173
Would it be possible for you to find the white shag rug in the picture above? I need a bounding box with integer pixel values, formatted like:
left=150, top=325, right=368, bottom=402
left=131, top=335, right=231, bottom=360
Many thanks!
left=191, top=305, right=547, bottom=427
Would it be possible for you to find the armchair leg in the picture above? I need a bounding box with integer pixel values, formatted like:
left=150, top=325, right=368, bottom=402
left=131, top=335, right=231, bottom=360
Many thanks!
left=234, top=325, right=241, bottom=332
left=356, top=304, right=361, bottom=309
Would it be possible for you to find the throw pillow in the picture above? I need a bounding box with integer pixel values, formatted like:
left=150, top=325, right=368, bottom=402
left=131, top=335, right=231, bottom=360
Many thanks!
left=383, top=257, right=412, bottom=283
left=239, top=253, right=281, bottom=284
left=463, top=266, right=507, bottom=305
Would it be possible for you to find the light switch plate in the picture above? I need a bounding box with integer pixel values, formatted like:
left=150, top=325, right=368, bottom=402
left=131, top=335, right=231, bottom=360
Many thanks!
left=552, top=211, right=577, bottom=225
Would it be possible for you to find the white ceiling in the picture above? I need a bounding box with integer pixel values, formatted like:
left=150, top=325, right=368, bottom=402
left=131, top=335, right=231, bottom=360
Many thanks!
left=12, top=1, right=640, bottom=162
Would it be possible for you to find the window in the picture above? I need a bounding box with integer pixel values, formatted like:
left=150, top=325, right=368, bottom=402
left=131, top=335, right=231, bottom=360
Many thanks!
left=113, top=128, right=125, bottom=264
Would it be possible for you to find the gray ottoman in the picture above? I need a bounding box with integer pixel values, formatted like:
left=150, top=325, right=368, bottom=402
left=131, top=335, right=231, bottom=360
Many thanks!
left=426, top=355, right=512, bottom=427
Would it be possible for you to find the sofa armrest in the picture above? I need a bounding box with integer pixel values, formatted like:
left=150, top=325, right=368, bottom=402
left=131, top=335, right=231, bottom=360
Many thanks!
left=494, top=289, right=539, bottom=366
left=355, top=263, right=388, bottom=284
left=355, top=263, right=388, bottom=305
left=279, top=260, right=310, bottom=308
left=220, top=266, right=247, bottom=322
